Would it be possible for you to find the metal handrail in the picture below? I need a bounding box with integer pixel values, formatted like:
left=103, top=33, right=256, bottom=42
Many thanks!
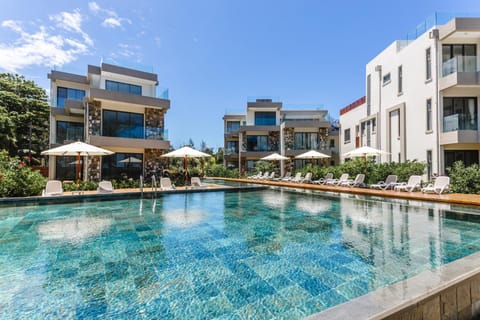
left=151, top=175, right=157, bottom=198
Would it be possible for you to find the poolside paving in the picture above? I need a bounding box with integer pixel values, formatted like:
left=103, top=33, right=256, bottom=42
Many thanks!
left=216, top=177, right=480, bottom=207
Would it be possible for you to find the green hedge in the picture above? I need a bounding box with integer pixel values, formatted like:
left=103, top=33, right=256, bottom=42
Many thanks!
left=295, top=158, right=425, bottom=185
left=206, top=164, right=239, bottom=178
left=0, top=150, right=46, bottom=197
left=447, top=161, right=480, bottom=194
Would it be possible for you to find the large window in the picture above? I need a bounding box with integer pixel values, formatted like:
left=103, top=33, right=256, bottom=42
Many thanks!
left=294, top=132, right=318, bottom=150
left=426, top=99, right=432, bottom=131
left=344, top=128, right=351, bottom=144
left=426, top=150, right=432, bottom=181
left=254, top=112, right=276, bottom=125
left=56, top=121, right=84, bottom=144
left=102, top=110, right=144, bottom=139
left=426, top=47, right=432, bottom=80
left=56, top=156, right=82, bottom=181
left=226, top=121, right=240, bottom=133
left=57, top=87, right=85, bottom=108
left=445, top=150, right=479, bottom=169
left=102, top=153, right=143, bottom=180
left=246, top=135, right=271, bottom=151
left=398, top=65, right=403, bottom=94
left=382, top=73, right=391, bottom=85
left=105, top=80, right=142, bottom=95
left=443, top=97, right=477, bottom=132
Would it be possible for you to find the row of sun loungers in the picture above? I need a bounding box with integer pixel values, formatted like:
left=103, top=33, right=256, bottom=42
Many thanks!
left=248, top=171, right=450, bottom=194
left=42, top=176, right=208, bottom=196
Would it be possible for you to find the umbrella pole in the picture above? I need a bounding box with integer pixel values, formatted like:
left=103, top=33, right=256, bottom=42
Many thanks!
left=184, top=156, right=188, bottom=185
left=76, top=152, right=81, bottom=185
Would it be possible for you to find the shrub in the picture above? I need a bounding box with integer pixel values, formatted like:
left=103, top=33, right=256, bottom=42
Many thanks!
left=206, top=164, right=239, bottom=178
left=0, top=150, right=46, bottom=197
left=447, top=161, right=480, bottom=194
left=253, top=161, right=275, bottom=176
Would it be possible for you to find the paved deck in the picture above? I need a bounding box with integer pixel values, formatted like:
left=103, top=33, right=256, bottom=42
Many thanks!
left=217, top=177, right=480, bottom=207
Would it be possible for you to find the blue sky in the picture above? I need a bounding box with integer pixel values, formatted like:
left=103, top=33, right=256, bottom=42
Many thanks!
left=0, top=0, right=479, bottom=149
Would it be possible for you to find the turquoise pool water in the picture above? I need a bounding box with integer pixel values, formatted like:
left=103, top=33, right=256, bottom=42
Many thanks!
left=1, top=189, right=480, bottom=319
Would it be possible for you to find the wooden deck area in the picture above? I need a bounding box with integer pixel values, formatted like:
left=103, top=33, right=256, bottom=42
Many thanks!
left=218, top=177, right=480, bottom=207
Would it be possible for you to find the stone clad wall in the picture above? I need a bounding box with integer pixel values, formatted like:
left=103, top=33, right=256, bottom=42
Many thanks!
left=88, top=156, right=101, bottom=181
left=145, top=108, right=165, bottom=139
left=384, top=274, right=480, bottom=320
left=144, top=148, right=166, bottom=181
left=88, top=101, right=102, bottom=136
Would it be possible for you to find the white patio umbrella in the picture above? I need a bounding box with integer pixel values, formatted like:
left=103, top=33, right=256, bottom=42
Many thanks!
left=343, top=146, right=389, bottom=158
left=260, top=153, right=289, bottom=161
left=119, top=156, right=142, bottom=164
left=295, top=150, right=330, bottom=165
left=161, top=146, right=211, bottom=180
left=41, top=141, right=114, bottom=181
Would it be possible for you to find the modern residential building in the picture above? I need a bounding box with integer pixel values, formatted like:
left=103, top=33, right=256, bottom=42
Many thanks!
left=47, top=63, right=170, bottom=181
left=340, top=15, right=480, bottom=179
left=223, top=98, right=338, bottom=175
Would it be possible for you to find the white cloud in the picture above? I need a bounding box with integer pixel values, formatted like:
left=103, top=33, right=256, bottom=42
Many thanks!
left=49, top=10, right=93, bottom=46
left=0, top=10, right=93, bottom=72
left=102, top=17, right=121, bottom=28
left=2, top=20, right=22, bottom=33
left=88, top=2, right=101, bottom=14
left=88, top=2, right=131, bottom=29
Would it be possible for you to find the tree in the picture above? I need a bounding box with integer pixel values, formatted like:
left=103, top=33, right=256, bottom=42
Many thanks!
left=0, top=73, right=50, bottom=163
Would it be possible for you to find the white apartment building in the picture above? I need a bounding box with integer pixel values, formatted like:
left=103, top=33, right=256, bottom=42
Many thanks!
left=340, top=16, right=480, bottom=180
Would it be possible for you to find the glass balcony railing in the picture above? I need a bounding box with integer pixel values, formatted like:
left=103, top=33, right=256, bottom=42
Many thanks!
left=157, top=87, right=169, bottom=100
left=442, top=56, right=478, bottom=77
left=443, top=114, right=478, bottom=132
left=94, top=127, right=168, bottom=140
left=224, top=148, right=239, bottom=155
left=246, top=145, right=278, bottom=152
left=146, top=127, right=168, bottom=140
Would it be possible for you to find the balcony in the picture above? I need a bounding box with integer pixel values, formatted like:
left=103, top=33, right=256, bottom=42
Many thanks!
left=89, top=127, right=169, bottom=149
left=239, top=125, right=280, bottom=132
left=282, top=119, right=330, bottom=128
left=90, top=135, right=170, bottom=150
left=440, top=114, right=479, bottom=145
left=443, top=114, right=477, bottom=132
left=442, top=56, right=477, bottom=76
left=440, top=56, right=480, bottom=90
left=224, top=148, right=239, bottom=156
left=90, top=88, right=170, bottom=110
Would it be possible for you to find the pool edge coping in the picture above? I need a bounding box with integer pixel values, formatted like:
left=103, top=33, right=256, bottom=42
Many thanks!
left=304, top=251, right=480, bottom=319
left=213, top=177, right=480, bottom=207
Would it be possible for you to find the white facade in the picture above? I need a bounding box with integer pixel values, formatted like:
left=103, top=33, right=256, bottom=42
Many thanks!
left=340, top=17, right=480, bottom=179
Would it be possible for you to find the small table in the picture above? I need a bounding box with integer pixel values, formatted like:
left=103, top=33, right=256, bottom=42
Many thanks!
left=71, top=190, right=84, bottom=195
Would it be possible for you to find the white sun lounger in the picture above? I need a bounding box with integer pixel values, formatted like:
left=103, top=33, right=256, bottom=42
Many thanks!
left=326, top=173, right=349, bottom=186
left=97, top=180, right=114, bottom=193
left=421, top=176, right=450, bottom=194
left=341, top=174, right=365, bottom=187
left=394, top=175, right=422, bottom=192
left=160, top=177, right=176, bottom=191
left=313, top=172, right=333, bottom=184
left=191, top=177, right=207, bottom=189
left=42, top=180, right=63, bottom=196
left=370, top=175, right=398, bottom=190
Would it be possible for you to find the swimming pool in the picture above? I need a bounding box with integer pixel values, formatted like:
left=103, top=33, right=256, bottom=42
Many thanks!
left=1, top=188, right=480, bottom=319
